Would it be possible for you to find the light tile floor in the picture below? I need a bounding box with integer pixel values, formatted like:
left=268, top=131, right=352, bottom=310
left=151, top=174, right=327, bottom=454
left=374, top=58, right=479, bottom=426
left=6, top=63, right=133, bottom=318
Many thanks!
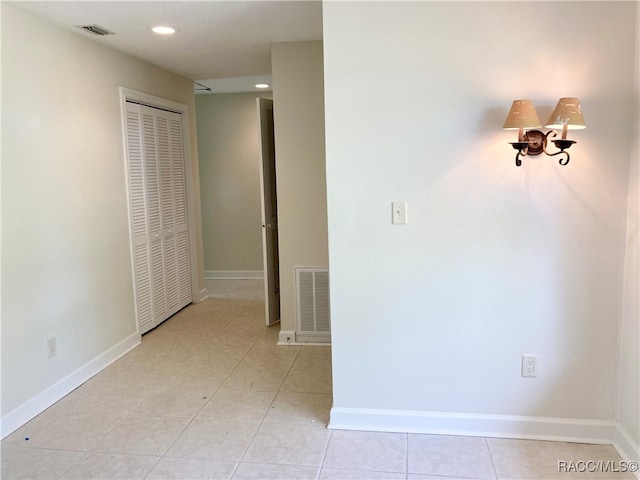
left=1, top=280, right=634, bottom=479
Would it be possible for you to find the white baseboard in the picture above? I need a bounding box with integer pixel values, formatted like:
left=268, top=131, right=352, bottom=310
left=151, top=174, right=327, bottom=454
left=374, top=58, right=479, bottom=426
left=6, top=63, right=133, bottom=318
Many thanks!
left=613, top=422, right=640, bottom=479
left=205, top=270, right=264, bottom=280
left=277, top=330, right=331, bottom=346
left=329, top=407, right=618, bottom=445
left=278, top=330, right=297, bottom=345
left=197, top=287, right=209, bottom=302
left=1, top=332, right=141, bottom=439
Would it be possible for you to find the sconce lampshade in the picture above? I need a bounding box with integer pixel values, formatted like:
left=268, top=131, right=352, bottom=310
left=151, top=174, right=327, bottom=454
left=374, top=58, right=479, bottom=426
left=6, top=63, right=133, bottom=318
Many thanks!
left=502, top=99, right=542, bottom=130
left=545, top=97, right=586, bottom=130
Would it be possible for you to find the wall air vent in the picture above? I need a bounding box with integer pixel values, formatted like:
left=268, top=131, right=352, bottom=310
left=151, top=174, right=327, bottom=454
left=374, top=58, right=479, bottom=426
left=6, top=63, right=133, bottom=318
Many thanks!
left=295, top=267, right=331, bottom=344
left=77, top=25, right=114, bottom=36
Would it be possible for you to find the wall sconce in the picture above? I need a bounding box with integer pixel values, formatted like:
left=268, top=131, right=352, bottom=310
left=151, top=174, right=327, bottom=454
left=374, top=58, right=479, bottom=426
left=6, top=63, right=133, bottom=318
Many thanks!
left=503, top=98, right=586, bottom=167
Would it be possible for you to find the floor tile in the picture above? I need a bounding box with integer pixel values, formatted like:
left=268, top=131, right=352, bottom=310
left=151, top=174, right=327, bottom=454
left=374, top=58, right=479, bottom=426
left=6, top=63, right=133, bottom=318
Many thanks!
left=323, top=430, right=407, bottom=473
left=1, top=446, right=83, bottom=480
left=559, top=442, right=634, bottom=479
left=208, top=331, right=264, bottom=347
left=293, top=346, right=332, bottom=369
left=1, top=407, right=61, bottom=448
left=58, top=383, right=152, bottom=415
left=76, top=362, right=128, bottom=390
left=264, top=392, right=332, bottom=426
left=187, top=314, right=237, bottom=329
left=60, top=452, right=159, bottom=479
left=198, top=388, right=276, bottom=421
left=232, top=462, right=319, bottom=479
left=407, top=475, right=485, bottom=480
left=243, top=346, right=300, bottom=369
left=133, top=387, right=211, bottom=418
left=408, top=434, right=495, bottom=479
left=250, top=334, right=300, bottom=353
left=166, top=418, right=259, bottom=461
left=280, top=367, right=332, bottom=394
left=225, top=315, right=267, bottom=332
left=111, top=367, right=174, bottom=389
left=488, top=438, right=634, bottom=479
left=163, top=370, right=227, bottom=391
left=321, top=467, right=407, bottom=479
left=146, top=457, right=237, bottom=479
left=267, top=330, right=285, bottom=344
left=21, top=412, right=125, bottom=451
left=92, top=415, right=190, bottom=456
left=187, top=345, right=249, bottom=366
left=223, top=363, right=290, bottom=391
left=242, top=423, right=331, bottom=467
left=120, top=355, right=185, bottom=376
left=241, top=303, right=267, bottom=320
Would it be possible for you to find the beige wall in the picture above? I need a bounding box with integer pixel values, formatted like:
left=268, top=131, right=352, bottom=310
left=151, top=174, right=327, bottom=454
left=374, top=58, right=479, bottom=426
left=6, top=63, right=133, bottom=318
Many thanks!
left=271, top=41, right=328, bottom=335
left=1, top=4, right=204, bottom=427
left=323, top=0, right=638, bottom=448
left=616, top=4, right=640, bottom=455
left=196, top=93, right=271, bottom=274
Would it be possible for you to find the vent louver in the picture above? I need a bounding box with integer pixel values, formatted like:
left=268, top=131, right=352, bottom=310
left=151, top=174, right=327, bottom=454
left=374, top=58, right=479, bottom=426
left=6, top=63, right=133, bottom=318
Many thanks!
left=78, top=25, right=114, bottom=36
left=295, top=267, right=331, bottom=343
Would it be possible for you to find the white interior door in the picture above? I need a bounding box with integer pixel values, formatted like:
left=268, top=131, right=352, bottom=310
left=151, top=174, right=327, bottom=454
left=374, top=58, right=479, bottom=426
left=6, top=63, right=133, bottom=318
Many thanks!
left=124, top=101, right=192, bottom=334
left=257, top=98, right=280, bottom=326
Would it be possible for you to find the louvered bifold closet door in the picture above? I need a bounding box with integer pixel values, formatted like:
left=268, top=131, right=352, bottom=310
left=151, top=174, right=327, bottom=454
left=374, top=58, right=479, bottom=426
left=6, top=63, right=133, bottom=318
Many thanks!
left=142, top=110, right=168, bottom=324
left=125, top=106, right=154, bottom=332
left=125, top=102, right=192, bottom=334
left=156, top=115, right=179, bottom=314
left=169, top=116, right=192, bottom=305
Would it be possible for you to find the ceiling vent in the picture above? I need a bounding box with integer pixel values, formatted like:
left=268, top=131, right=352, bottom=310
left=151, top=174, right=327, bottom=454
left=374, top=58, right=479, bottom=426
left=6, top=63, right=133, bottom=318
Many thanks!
left=77, top=25, right=114, bottom=36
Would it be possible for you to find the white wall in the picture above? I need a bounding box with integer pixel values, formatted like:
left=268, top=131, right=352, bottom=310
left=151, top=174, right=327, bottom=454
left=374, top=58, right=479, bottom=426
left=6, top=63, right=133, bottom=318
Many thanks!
left=616, top=3, right=640, bottom=460
left=196, top=93, right=271, bottom=275
left=271, top=41, right=328, bottom=336
left=323, top=1, right=637, bottom=443
left=1, top=4, right=204, bottom=433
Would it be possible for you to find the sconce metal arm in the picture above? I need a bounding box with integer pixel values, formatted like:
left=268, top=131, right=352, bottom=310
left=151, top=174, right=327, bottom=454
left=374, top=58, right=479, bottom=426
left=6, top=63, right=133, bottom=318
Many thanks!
left=542, top=131, right=575, bottom=166
left=510, top=130, right=576, bottom=167
left=509, top=141, right=529, bottom=167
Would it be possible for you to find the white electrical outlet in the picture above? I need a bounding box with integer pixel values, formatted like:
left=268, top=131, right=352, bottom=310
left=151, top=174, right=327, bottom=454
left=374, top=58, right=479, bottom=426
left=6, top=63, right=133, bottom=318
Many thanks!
left=521, top=355, right=537, bottom=377
left=392, top=201, right=408, bottom=225
left=48, top=337, right=57, bottom=359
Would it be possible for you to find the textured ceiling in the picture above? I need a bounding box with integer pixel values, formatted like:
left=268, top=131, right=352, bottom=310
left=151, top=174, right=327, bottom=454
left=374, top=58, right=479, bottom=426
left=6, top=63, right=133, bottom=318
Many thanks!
left=11, top=1, right=322, bottom=90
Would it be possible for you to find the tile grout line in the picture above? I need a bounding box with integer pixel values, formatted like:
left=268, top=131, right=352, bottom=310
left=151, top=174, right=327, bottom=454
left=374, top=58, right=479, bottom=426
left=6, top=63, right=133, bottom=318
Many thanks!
left=406, top=432, right=410, bottom=478
left=155, top=287, right=268, bottom=479
left=89, top=328, right=209, bottom=480
left=131, top=288, right=262, bottom=478
left=233, top=328, right=304, bottom=471
left=316, top=428, right=333, bottom=479
left=210, top=284, right=284, bottom=471
left=485, top=437, right=500, bottom=480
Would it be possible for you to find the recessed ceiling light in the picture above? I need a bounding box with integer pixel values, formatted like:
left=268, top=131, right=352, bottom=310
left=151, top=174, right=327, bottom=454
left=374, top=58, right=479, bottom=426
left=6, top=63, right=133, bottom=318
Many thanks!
left=255, top=83, right=270, bottom=89
left=151, top=26, right=176, bottom=35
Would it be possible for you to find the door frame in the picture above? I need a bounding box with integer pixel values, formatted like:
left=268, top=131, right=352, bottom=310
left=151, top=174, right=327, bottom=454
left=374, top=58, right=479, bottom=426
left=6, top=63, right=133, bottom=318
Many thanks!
left=119, top=87, right=202, bottom=333
left=257, top=97, right=281, bottom=326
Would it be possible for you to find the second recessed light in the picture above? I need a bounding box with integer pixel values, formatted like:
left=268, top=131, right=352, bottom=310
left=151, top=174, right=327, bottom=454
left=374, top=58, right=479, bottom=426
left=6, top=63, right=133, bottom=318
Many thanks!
left=151, top=26, right=176, bottom=35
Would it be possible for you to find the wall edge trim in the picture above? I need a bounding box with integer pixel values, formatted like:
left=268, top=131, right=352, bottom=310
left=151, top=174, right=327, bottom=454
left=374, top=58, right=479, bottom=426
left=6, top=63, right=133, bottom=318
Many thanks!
left=613, top=421, right=640, bottom=478
left=1, top=332, right=141, bottom=439
left=329, top=407, right=618, bottom=445
left=205, top=270, right=264, bottom=280
left=198, top=288, right=209, bottom=302
left=278, top=330, right=297, bottom=345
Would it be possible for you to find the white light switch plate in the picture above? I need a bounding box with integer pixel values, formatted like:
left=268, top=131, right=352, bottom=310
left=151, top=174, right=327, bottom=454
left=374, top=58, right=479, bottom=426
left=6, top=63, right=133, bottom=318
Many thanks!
left=392, top=201, right=408, bottom=225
